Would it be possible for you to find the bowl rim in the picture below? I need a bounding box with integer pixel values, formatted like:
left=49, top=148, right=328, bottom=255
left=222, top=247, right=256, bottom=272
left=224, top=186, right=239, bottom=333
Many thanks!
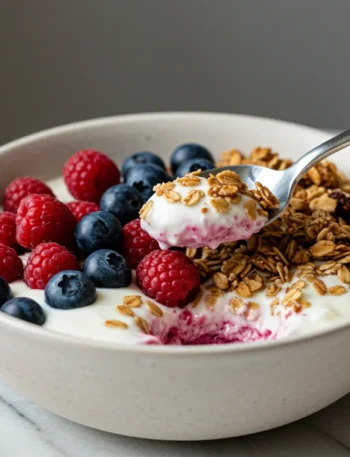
left=1, top=110, right=345, bottom=356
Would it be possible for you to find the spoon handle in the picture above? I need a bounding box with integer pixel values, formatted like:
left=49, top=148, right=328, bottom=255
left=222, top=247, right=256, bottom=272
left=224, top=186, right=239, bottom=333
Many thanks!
left=288, top=130, right=350, bottom=182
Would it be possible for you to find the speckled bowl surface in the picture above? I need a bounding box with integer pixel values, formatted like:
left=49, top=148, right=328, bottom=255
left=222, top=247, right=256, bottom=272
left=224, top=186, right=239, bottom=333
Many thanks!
left=0, top=113, right=349, bottom=440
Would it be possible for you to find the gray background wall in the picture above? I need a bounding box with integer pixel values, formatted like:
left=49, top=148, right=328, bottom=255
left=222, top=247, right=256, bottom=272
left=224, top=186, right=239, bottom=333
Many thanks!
left=0, top=0, right=349, bottom=144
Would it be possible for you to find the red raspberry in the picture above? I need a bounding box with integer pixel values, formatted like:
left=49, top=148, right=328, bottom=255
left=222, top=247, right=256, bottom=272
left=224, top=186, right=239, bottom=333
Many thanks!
left=24, top=242, right=79, bottom=289
left=66, top=201, right=100, bottom=222
left=122, top=219, right=159, bottom=268
left=63, top=149, right=120, bottom=203
left=16, top=194, right=76, bottom=249
left=0, top=243, right=23, bottom=282
left=3, top=177, right=54, bottom=213
left=0, top=212, right=18, bottom=248
left=136, top=250, right=200, bottom=308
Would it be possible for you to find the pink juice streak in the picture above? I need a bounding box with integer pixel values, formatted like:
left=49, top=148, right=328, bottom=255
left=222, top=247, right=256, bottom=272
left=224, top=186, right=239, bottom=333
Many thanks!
left=156, top=217, right=265, bottom=250
left=146, top=309, right=273, bottom=346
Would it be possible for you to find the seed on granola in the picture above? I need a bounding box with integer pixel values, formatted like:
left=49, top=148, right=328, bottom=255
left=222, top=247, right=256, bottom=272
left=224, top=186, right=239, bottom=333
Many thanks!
left=183, top=189, right=205, bottom=206
left=163, top=191, right=181, bottom=203
left=201, top=207, right=208, bottom=213
left=145, top=301, right=163, bottom=317
left=338, top=265, right=350, bottom=284
left=139, top=200, right=153, bottom=219
left=243, top=199, right=257, bottom=221
left=210, top=197, right=230, bottom=213
left=312, top=279, right=328, bottom=295
left=212, top=272, right=229, bottom=289
left=134, top=316, right=149, bottom=334
left=329, top=285, right=346, bottom=296
left=116, top=305, right=135, bottom=317
left=123, top=295, right=142, bottom=307
left=105, top=319, right=128, bottom=329
left=177, top=176, right=201, bottom=186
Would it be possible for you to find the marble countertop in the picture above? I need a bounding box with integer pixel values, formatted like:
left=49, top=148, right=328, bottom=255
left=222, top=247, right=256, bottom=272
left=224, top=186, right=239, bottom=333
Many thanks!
left=1, top=379, right=350, bottom=456
left=2, top=128, right=350, bottom=456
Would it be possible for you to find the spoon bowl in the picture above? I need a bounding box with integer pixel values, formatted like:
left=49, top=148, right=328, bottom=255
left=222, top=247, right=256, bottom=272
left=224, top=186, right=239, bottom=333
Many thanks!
left=202, top=129, right=350, bottom=225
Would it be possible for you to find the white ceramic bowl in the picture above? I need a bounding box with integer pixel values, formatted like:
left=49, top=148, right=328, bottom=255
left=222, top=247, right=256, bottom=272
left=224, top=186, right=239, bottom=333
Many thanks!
left=0, top=113, right=350, bottom=441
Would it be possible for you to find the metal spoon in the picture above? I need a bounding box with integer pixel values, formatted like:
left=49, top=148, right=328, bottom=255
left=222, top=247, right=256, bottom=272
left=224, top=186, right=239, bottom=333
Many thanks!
left=201, top=130, right=350, bottom=224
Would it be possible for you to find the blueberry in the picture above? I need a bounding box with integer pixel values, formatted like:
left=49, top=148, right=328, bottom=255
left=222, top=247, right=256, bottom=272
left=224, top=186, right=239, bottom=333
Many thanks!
left=83, top=249, right=132, bottom=288
left=45, top=270, right=97, bottom=310
left=170, top=143, right=214, bottom=174
left=1, top=297, right=46, bottom=325
left=175, top=158, right=215, bottom=178
left=75, top=211, right=122, bottom=254
left=122, top=151, right=166, bottom=179
left=125, top=164, right=172, bottom=202
left=0, top=277, right=13, bottom=306
left=100, top=184, right=144, bottom=226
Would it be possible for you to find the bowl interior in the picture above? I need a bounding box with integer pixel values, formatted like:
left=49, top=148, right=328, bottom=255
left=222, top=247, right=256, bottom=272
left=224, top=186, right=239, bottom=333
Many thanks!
left=1, top=112, right=349, bottom=352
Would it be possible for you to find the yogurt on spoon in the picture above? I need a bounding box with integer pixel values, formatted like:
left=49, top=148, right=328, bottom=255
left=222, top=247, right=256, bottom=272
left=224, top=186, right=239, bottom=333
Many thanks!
left=140, top=170, right=278, bottom=249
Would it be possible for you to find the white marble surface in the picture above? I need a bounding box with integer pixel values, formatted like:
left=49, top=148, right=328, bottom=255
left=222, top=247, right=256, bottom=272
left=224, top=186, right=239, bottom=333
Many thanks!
left=1, top=379, right=350, bottom=456
left=2, top=128, right=350, bottom=455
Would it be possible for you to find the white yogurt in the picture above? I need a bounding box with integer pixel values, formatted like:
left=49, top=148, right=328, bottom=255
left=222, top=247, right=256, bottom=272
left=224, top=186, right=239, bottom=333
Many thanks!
left=6, top=177, right=350, bottom=345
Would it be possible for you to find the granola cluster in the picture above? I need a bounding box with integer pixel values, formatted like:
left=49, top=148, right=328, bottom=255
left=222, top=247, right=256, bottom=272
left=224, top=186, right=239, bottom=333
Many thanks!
left=140, top=168, right=278, bottom=221
left=186, top=147, right=350, bottom=311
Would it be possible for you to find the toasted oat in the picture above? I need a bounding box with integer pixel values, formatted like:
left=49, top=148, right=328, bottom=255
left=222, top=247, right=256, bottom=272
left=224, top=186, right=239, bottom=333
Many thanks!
left=123, top=295, right=142, bottom=307
left=308, top=167, right=322, bottom=185
left=105, top=319, right=128, bottom=329
left=236, top=282, right=252, bottom=298
left=146, top=301, right=163, bottom=317
left=283, top=287, right=302, bottom=304
left=183, top=189, right=205, bottom=206
left=191, top=290, right=203, bottom=308
left=139, top=200, right=153, bottom=219
left=177, top=176, right=201, bottom=186
left=290, top=280, right=306, bottom=290
left=134, top=316, right=149, bottom=334
left=216, top=170, right=242, bottom=186
left=338, top=265, right=350, bottom=284
left=309, top=240, right=335, bottom=257
left=309, top=194, right=337, bottom=212
left=229, top=297, right=244, bottom=314
left=312, top=279, right=328, bottom=295
left=266, top=283, right=282, bottom=297
left=186, top=248, right=197, bottom=259
left=210, top=197, right=230, bottom=213
left=163, top=191, right=181, bottom=203
left=252, top=182, right=279, bottom=209
left=329, top=285, right=346, bottom=296
left=243, top=199, right=257, bottom=221
left=117, top=305, right=135, bottom=317
left=212, top=272, right=229, bottom=290
left=153, top=182, right=175, bottom=195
